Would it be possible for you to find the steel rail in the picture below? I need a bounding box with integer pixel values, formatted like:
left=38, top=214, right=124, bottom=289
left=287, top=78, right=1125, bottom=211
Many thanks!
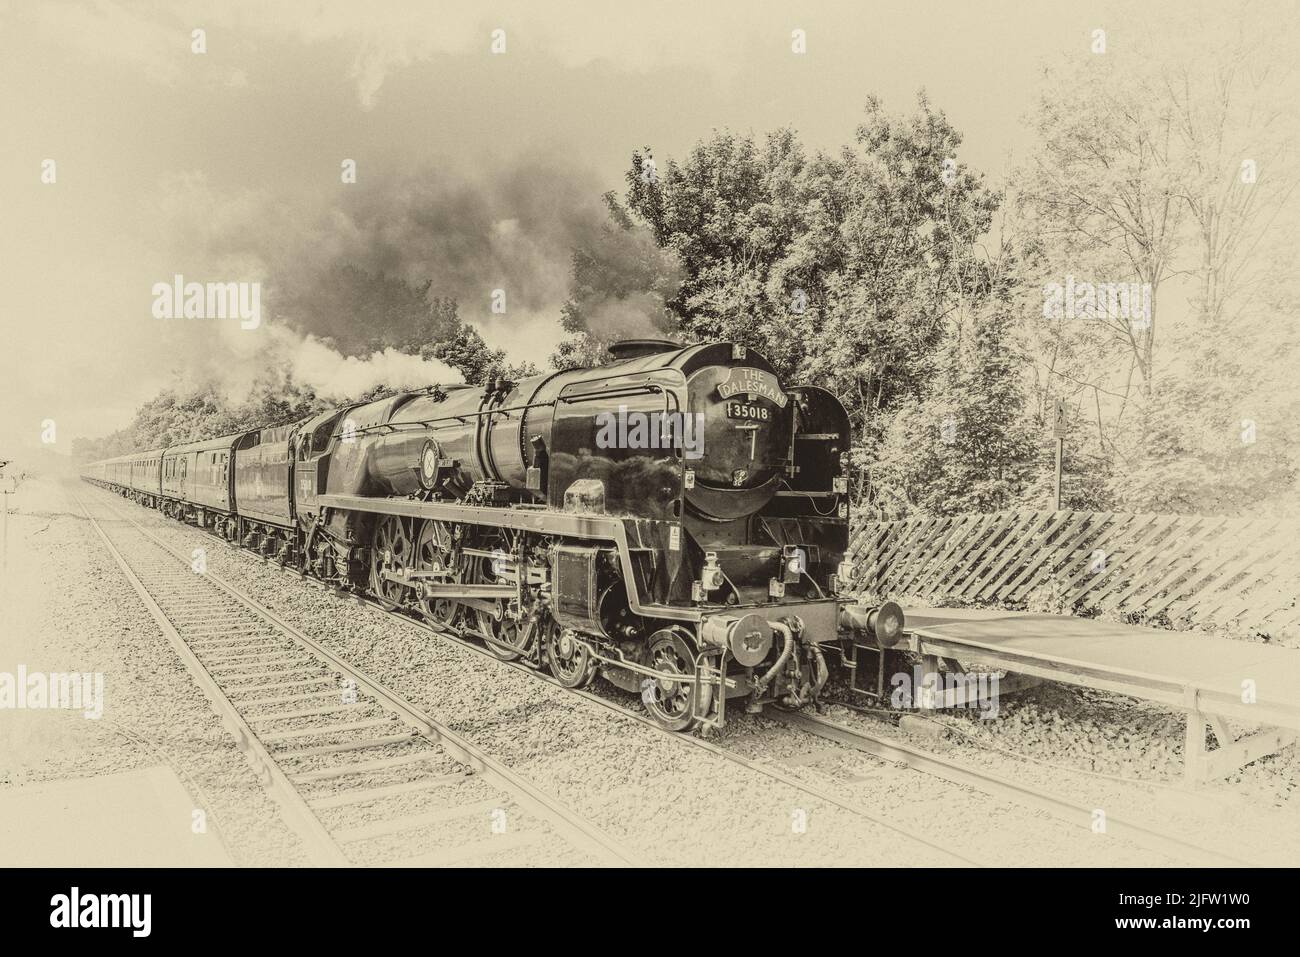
left=770, top=710, right=1262, bottom=868
left=73, top=490, right=348, bottom=867
left=316, top=590, right=984, bottom=867
left=308, top=574, right=1253, bottom=868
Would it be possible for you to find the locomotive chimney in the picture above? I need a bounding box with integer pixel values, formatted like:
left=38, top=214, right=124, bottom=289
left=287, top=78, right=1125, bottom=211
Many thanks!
left=606, top=338, right=680, bottom=360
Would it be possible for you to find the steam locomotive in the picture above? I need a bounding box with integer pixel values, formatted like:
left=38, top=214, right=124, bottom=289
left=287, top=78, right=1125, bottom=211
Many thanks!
left=83, top=339, right=903, bottom=731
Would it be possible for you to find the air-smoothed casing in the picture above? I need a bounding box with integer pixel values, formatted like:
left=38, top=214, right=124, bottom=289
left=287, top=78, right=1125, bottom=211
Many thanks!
left=306, top=341, right=816, bottom=526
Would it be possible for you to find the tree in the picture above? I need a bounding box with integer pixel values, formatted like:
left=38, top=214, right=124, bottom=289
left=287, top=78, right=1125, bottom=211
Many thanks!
left=1014, top=10, right=1300, bottom=514
left=797, top=95, right=1002, bottom=449
left=1017, top=58, right=1184, bottom=404
left=558, top=95, right=1008, bottom=474
left=73, top=371, right=328, bottom=461
left=871, top=267, right=1038, bottom=516
left=417, top=298, right=538, bottom=384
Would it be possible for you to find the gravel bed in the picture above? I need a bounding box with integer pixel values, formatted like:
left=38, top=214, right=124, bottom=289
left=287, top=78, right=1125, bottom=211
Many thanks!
left=339, top=807, right=574, bottom=867
left=844, top=602, right=1300, bottom=812
left=711, top=711, right=1176, bottom=866
left=308, top=773, right=493, bottom=829
left=817, top=685, right=1300, bottom=866
left=1, top=480, right=311, bottom=866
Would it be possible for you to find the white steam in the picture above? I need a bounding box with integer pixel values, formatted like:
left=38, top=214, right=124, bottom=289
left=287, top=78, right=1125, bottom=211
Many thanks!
left=206, top=324, right=464, bottom=403
left=286, top=332, right=463, bottom=399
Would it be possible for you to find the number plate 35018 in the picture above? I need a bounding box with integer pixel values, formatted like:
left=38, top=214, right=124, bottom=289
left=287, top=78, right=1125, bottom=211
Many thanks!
left=725, top=401, right=770, bottom=421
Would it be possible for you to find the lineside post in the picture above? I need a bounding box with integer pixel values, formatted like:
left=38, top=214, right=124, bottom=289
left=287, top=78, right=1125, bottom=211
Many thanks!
left=1052, top=398, right=1067, bottom=511
left=918, top=653, right=942, bottom=710
left=1183, top=688, right=1207, bottom=786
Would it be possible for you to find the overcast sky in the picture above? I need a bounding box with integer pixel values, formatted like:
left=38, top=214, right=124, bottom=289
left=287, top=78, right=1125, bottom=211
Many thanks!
left=0, top=0, right=1233, bottom=455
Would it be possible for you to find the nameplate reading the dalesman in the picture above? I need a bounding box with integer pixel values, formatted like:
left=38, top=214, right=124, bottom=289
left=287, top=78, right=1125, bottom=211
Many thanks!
left=716, top=368, right=788, bottom=407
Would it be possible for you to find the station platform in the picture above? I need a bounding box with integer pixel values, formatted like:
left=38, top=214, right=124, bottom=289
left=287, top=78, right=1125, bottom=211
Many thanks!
left=895, top=607, right=1300, bottom=783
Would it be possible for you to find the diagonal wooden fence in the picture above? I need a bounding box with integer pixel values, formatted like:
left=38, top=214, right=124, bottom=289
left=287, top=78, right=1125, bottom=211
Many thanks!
left=846, top=511, right=1300, bottom=637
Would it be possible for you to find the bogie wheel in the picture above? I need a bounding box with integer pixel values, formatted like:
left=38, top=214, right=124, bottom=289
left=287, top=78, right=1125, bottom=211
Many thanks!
left=369, top=515, right=414, bottom=610
left=413, top=520, right=461, bottom=628
left=543, top=619, right=597, bottom=689
left=641, top=631, right=710, bottom=732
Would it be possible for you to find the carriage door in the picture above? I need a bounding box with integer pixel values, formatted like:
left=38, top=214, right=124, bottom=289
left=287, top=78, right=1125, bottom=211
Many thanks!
left=216, top=451, right=228, bottom=509
left=179, top=455, right=188, bottom=499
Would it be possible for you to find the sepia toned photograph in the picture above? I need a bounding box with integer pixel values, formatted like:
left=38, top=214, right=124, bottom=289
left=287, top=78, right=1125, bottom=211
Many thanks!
left=0, top=0, right=1295, bottom=931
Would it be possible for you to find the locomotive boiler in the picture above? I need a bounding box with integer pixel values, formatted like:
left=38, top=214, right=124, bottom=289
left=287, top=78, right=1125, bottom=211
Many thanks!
left=86, top=339, right=903, bottom=732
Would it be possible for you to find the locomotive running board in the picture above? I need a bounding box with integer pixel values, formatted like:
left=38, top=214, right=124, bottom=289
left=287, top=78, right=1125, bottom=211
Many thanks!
left=316, top=492, right=700, bottom=624
left=320, top=493, right=631, bottom=538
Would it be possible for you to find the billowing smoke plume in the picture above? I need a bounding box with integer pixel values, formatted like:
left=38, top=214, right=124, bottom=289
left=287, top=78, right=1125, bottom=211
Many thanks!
left=144, top=154, right=682, bottom=409
left=158, top=157, right=614, bottom=356
left=285, top=331, right=463, bottom=398
left=171, top=323, right=463, bottom=406
left=581, top=290, right=677, bottom=340
left=556, top=195, right=684, bottom=363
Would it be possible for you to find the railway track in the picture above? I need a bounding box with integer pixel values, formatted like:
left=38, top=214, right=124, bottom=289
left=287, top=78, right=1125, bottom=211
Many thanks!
left=77, top=482, right=1257, bottom=868
left=766, top=709, right=1261, bottom=867
left=72, top=488, right=642, bottom=868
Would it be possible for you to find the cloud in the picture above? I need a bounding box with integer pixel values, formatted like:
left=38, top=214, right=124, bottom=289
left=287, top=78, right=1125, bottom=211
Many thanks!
left=24, top=0, right=193, bottom=84
left=15, top=0, right=760, bottom=108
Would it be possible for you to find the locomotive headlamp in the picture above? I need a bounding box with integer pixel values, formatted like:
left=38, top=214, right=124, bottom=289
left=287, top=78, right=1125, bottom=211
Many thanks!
left=782, top=546, right=807, bottom=584
left=701, top=552, right=724, bottom=592
left=835, top=560, right=855, bottom=589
